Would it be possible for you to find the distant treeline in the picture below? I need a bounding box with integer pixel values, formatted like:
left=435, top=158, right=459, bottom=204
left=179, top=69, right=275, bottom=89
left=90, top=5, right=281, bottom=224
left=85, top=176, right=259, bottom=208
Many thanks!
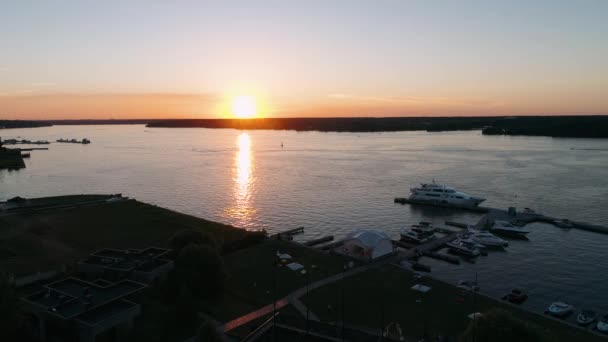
left=0, top=120, right=52, bottom=129
left=147, top=116, right=608, bottom=138
left=481, top=116, right=608, bottom=138
left=47, top=119, right=168, bottom=125
left=147, top=117, right=497, bottom=132
left=3, top=116, right=608, bottom=138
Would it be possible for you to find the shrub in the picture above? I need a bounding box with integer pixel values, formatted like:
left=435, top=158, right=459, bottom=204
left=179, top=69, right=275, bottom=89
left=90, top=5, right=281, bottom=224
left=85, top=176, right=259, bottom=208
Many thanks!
left=175, top=244, right=226, bottom=299
left=169, top=229, right=217, bottom=251
left=460, top=309, right=552, bottom=342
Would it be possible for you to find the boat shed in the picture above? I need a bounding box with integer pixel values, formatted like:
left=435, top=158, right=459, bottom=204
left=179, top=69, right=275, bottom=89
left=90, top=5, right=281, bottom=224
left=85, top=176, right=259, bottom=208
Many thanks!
left=339, top=229, right=394, bottom=261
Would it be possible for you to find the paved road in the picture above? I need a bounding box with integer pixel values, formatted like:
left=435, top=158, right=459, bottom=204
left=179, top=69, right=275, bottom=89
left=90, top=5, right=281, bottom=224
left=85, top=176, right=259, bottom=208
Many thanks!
left=220, top=257, right=393, bottom=333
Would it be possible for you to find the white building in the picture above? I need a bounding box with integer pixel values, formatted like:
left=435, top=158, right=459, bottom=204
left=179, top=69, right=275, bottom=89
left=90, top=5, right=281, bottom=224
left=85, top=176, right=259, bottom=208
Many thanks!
left=339, top=230, right=394, bottom=261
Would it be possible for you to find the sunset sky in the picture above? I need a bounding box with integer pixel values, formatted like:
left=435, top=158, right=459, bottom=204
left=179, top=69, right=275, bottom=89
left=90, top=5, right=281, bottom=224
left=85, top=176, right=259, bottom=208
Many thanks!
left=1, top=0, right=607, bottom=119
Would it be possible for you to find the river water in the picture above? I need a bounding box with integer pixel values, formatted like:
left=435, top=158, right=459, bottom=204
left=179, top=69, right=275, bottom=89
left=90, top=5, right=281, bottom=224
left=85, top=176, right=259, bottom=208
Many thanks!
left=1, top=125, right=608, bottom=317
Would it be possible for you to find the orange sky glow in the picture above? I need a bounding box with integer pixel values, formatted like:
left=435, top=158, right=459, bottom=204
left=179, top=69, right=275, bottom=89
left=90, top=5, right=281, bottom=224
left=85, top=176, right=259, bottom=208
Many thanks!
left=1, top=1, right=607, bottom=120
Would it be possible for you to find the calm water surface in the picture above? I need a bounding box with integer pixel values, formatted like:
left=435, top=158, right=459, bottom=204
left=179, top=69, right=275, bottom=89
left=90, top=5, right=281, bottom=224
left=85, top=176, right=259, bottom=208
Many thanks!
left=2, top=125, right=608, bottom=316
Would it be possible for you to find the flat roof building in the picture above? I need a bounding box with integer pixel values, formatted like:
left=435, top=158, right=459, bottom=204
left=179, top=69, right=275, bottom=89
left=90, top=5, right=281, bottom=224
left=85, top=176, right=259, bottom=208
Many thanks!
left=23, top=277, right=146, bottom=342
left=78, top=247, right=174, bottom=284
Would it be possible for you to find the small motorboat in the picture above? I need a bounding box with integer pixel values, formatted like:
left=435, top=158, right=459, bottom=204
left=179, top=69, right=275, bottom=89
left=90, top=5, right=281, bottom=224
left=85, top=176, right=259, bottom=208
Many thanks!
left=416, top=221, right=437, bottom=233
left=464, top=229, right=509, bottom=247
left=411, top=262, right=431, bottom=273
left=502, top=289, right=528, bottom=304
left=458, top=280, right=480, bottom=292
left=446, top=239, right=481, bottom=257
left=490, top=220, right=531, bottom=238
left=400, top=226, right=435, bottom=244
left=554, top=219, right=574, bottom=229
left=547, top=302, right=574, bottom=318
left=597, top=315, right=608, bottom=333
left=576, top=309, right=597, bottom=326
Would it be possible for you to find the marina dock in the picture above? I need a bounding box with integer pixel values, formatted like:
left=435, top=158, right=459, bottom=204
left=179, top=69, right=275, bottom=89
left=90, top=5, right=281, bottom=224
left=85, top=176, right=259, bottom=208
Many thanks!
left=396, top=196, right=608, bottom=235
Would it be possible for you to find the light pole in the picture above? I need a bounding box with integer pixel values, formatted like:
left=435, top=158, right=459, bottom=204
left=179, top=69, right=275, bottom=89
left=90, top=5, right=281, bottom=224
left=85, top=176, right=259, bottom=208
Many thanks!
left=272, top=249, right=278, bottom=342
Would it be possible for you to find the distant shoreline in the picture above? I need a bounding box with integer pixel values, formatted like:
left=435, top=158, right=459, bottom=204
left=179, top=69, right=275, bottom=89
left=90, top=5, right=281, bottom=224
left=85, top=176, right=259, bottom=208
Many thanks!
left=3, top=116, right=608, bottom=138
left=147, top=116, right=608, bottom=138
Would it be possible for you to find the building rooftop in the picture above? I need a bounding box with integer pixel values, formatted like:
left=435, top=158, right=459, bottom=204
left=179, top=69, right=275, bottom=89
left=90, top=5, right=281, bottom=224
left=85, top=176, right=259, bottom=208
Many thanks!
left=81, top=247, right=171, bottom=272
left=23, top=277, right=145, bottom=320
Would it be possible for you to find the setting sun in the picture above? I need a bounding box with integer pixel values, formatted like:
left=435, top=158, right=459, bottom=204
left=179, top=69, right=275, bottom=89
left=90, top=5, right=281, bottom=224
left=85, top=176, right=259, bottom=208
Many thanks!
left=231, top=96, right=257, bottom=119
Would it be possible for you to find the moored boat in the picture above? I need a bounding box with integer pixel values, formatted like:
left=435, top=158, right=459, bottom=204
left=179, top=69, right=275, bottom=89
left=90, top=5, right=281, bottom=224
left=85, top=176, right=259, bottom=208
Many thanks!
left=408, top=181, right=485, bottom=208
left=547, top=302, right=574, bottom=318
left=576, top=309, right=597, bottom=326
left=490, top=220, right=531, bottom=238
left=502, top=289, right=528, bottom=304
left=554, top=219, right=574, bottom=229
left=400, top=226, right=435, bottom=244
left=446, top=239, right=481, bottom=257
left=461, top=229, right=508, bottom=247
left=597, top=315, right=608, bottom=333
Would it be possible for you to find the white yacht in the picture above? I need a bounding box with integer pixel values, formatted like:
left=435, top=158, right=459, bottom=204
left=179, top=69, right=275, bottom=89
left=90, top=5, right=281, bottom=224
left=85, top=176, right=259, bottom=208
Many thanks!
left=400, top=226, right=435, bottom=244
left=463, top=229, right=509, bottom=247
left=490, top=220, right=531, bottom=237
left=409, top=181, right=485, bottom=207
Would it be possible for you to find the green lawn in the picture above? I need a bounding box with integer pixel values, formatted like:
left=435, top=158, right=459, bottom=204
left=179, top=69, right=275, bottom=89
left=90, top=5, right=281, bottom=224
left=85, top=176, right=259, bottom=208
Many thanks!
left=207, top=239, right=354, bottom=322
left=302, top=265, right=604, bottom=342
left=0, top=198, right=252, bottom=275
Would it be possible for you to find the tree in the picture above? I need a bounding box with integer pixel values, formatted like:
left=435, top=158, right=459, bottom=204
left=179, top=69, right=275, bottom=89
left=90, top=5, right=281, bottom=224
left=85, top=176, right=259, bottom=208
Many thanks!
left=169, top=229, right=216, bottom=252
left=197, top=319, right=224, bottom=342
left=175, top=244, right=226, bottom=299
left=460, top=309, right=552, bottom=342
left=0, top=273, right=22, bottom=341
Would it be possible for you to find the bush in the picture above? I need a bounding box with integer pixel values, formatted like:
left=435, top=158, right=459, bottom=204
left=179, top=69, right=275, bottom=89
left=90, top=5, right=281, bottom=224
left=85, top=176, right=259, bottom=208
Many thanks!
left=0, top=273, right=22, bottom=341
left=169, top=229, right=217, bottom=251
left=197, top=319, right=224, bottom=342
left=460, top=309, right=552, bottom=342
left=221, top=230, right=266, bottom=254
left=175, top=244, right=226, bottom=299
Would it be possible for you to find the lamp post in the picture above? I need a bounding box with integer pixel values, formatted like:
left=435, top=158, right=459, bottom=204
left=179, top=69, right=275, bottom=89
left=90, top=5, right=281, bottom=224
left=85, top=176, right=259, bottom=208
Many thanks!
left=273, top=249, right=278, bottom=342
left=341, top=263, right=347, bottom=342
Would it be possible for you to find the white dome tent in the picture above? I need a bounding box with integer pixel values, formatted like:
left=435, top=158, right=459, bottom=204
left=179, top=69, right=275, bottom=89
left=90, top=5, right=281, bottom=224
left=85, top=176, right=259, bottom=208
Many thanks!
left=338, top=229, right=394, bottom=261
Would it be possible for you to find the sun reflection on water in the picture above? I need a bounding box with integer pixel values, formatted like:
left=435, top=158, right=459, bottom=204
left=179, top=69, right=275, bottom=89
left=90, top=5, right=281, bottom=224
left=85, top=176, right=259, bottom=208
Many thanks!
left=225, top=132, right=256, bottom=227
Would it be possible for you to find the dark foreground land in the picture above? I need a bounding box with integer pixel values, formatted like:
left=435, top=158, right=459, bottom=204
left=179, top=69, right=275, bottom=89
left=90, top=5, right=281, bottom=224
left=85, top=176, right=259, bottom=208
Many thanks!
left=148, top=115, right=608, bottom=138
left=1, top=195, right=604, bottom=341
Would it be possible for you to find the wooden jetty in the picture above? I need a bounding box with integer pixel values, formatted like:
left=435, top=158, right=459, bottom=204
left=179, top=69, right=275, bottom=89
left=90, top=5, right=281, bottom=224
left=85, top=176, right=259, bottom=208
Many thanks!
left=445, top=221, right=470, bottom=229
left=394, top=231, right=461, bottom=263
left=396, top=197, right=608, bottom=235
left=304, top=235, right=334, bottom=247
left=270, top=227, right=304, bottom=241
left=394, top=197, right=487, bottom=213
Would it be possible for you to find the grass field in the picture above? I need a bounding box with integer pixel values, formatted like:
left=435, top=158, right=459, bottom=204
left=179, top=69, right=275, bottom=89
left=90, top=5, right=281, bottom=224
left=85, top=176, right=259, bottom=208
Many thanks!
left=0, top=197, right=251, bottom=275
left=208, top=239, right=354, bottom=322
left=302, top=265, right=605, bottom=342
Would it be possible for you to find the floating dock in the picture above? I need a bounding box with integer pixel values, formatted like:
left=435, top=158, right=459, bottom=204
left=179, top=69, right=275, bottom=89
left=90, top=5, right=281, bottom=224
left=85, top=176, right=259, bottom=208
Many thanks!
left=396, top=197, right=608, bottom=235
left=304, top=235, right=334, bottom=247
left=394, top=197, right=487, bottom=213
left=270, top=227, right=304, bottom=241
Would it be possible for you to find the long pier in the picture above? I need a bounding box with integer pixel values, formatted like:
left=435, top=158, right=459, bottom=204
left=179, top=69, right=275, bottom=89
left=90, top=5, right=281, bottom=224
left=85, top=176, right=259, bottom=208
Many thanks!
left=395, top=197, right=608, bottom=235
